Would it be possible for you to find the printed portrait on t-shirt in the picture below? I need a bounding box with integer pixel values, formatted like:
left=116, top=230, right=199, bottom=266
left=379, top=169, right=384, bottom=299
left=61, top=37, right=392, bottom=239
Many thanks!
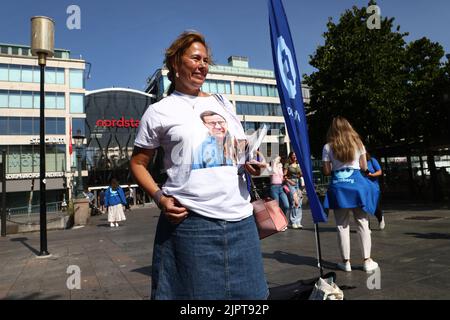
left=191, top=110, right=239, bottom=170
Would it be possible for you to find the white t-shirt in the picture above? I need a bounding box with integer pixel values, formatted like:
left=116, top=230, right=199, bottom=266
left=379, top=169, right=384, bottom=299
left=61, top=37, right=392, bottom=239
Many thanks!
left=322, top=143, right=366, bottom=171
left=134, top=91, right=253, bottom=221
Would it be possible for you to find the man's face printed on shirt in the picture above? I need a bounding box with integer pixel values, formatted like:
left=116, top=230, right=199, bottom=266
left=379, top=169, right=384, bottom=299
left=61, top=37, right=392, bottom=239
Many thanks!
left=202, top=114, right=228, bottom=139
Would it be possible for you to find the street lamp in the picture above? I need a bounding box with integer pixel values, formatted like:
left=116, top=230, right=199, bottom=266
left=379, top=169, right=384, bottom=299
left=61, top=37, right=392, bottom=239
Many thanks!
left=72, top=130, right=85, bottom=198
left=31, top=16, right=54, bottom=257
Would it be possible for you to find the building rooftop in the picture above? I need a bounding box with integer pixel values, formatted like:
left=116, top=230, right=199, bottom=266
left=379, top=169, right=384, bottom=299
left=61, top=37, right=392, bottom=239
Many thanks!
left=0, top=43, right=72, bottom=60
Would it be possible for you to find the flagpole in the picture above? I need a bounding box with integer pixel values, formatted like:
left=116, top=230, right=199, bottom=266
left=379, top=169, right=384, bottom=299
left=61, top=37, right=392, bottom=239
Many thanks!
left=268, top=0, right=328, bottom=279
left=314, top=223, right=324, bottom=277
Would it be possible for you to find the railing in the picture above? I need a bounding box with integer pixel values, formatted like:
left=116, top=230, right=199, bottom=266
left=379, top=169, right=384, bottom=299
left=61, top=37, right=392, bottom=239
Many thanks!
left=7, top=201, right=65, bottom=219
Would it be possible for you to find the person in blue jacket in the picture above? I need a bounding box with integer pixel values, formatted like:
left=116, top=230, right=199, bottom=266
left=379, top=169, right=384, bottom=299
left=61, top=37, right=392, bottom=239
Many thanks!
left=365, top=153, right=385, bottom=230
left=104, top=178, right=127, bottom=227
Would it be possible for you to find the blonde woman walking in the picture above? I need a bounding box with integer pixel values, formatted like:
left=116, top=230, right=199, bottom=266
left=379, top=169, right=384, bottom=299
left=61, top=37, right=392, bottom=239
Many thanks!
left=322, top=117, right=379, bottom=273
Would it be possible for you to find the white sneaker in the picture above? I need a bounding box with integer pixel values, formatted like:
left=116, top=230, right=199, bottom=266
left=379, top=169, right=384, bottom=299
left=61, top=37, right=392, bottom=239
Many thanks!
left=115, top=222, right=119, bottom=227
left=292, top=224, right=300, bottom=229
left=337, top=261, right=352, bottom=272
left=379, top=217, right=385, bottom=230
left=110, top=222, right=115, bottom=228
left=363, top=259, right=379, bottom=272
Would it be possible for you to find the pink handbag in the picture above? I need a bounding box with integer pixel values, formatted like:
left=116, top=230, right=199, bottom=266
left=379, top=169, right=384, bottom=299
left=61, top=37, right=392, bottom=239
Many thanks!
left=249, top=176, right=288, bottom=239
left=252, top=198, right=288, bottom=239
left=283, top=185, right=290, bottom=194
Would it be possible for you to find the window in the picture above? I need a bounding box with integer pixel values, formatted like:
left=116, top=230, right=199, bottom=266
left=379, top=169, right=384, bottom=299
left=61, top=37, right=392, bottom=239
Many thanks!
left=9, top=117, right=21, bottom=135
left=254, top=85, right=262, bottom=96
left=21, top=117, right=33, bottom=135
left=56, top=93, right=65, bottom=109
left=0, top=117, right=7, bottom=134
left=22, top=92, right=33, bottom=108
left=9, top=91, right=21, bottom=108
left=45, top=67, right=56, bottom=84
left=246, top=84, right=254, bottom=96
left=7, top=146, right=21, bottom=174
left=0, top=90, right=8, bottom=108
left=46, top=145, right=57, bottom=172
left=46, top=118, right=57, bottom=134
left=56, top=68, right=65, bottom=84
left=33, top=118, right=40, bottom=135
left=56, top=145, right=66, bottom=171
left=69, top=69, right=84, bottom=88
left=0, top=64, right=8, bottom=81
left=70, top=94, right=84, bottom=113
left=0, top=46, right=8, bottom=54
left=9, top=65, right=21, bottom=82
left=21, top=66, right=33, bottom=82
left=72, top=118, right=86, bottom=136
left=21, top=146, right=33, bottom=173
left=11, top=47, right=19, bottom=55
left=57, top=118, right=66, bottom=134
left=45, top=92, right=56, bottom=109
left=33, top=68, right=40, bottom=83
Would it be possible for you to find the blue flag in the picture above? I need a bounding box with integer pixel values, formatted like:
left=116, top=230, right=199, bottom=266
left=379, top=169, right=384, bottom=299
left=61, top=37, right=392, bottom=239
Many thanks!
left=268, top=0, right=327, bottom=223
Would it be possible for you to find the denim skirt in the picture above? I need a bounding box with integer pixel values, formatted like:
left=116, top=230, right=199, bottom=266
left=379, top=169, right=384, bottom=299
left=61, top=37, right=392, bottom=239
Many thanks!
left=151, top=212, right=268, bottom=300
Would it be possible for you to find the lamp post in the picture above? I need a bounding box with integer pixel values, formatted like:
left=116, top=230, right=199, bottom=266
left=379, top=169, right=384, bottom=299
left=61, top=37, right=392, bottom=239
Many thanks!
left=72, top=130, right=85, bottom=198
left=31, top=16, right=54, bottom=257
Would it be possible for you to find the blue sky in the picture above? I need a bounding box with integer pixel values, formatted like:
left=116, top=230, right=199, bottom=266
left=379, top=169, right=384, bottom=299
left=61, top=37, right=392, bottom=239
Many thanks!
left=1, top=0, right=449, bottom=90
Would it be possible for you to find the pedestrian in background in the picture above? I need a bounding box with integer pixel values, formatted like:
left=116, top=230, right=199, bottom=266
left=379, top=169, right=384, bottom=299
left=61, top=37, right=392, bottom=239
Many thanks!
left=268, top=155, right=290, bottom=215
left=365, top=152, right=385, bottom=230
left=99, top=189, right=105, bottom=213
left=105, top=178, right=127, bottom=228
left=322, top=116, right=379, bottom=273
left=130, top=30, right=268, bottom=300
left=284, top=152, right=303, bottom=229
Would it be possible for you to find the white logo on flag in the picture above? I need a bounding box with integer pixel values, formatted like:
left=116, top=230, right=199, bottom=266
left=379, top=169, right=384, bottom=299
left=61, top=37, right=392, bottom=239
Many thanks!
left=277, top=36, right=297, bottom=99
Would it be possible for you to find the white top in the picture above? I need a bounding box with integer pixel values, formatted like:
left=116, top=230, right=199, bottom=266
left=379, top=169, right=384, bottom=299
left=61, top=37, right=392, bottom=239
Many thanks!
left=134, top=92, right=253, bottom=221
left=322, top=143, right=366, bottom=171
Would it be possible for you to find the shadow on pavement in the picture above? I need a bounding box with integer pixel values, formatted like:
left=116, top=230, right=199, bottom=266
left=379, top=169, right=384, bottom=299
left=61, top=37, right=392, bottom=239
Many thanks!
left=131, top=266, right=152, bottom=276
left=10, top=237, right=39, bottom=256
left=263, top=250, right=336, bottom=269
left=404, top=232, right=450, bottom=240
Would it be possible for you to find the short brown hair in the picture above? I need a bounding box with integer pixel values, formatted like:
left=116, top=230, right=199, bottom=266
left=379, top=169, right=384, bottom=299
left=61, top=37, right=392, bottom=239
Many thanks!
left=164, top=31, right=211, bottom=95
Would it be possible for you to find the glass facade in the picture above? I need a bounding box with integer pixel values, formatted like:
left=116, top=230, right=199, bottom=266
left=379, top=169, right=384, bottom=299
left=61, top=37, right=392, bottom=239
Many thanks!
left=70, top=93, right=84, bottom=113
left=2, top=144, right=66, bottom=174
left=0, top=64, right=64, bottom=84
left=69, top=69, right=84, bottom=88
left=85, top=90, right=154, bottom=186
left=236, top=101, right=283, bottom=116
left=0, top=90, right=65, bottom=109
left=234, top=82, right=278, bottom=97
left=242, top=121, right=285, bottom=135
left=0, top=116, right=66, bottom=135
left=202, top=79, right=231, bottom=94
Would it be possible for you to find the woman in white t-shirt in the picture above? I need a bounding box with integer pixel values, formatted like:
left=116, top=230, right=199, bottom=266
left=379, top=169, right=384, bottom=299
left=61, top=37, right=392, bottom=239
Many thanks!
left=130, top=31, right=268, bottom=300
left=322, top=117, right=379, bottom=273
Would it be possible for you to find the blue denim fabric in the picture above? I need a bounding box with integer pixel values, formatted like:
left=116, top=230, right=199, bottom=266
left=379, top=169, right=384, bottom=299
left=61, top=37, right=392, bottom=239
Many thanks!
left=151, top=212, right=269, bottom=300
left=270, top=184, right=290, bottom=215
left=287, top=179, right=303, bottom=225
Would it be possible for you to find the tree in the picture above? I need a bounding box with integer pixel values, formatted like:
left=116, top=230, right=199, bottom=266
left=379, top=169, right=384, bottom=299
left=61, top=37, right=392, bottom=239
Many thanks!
left=401, top=37, right=446, bottom=143
left=303, top=1, right=408, bottom=156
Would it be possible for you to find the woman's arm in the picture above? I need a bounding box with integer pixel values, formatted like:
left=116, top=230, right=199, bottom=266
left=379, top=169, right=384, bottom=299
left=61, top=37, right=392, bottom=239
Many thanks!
left=322, top=161, right=332, bottom=176
left=359, top=153, right=368, bottom=172
left=368, top=169, right=382, bottom=178
left=130, top=147, right=188, bottom=224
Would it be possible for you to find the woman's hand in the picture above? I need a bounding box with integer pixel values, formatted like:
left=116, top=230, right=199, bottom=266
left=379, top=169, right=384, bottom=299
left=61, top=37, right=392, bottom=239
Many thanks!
left=159, top=195, right=189, bottom=225
left=244, top=161, right=266, bottom=176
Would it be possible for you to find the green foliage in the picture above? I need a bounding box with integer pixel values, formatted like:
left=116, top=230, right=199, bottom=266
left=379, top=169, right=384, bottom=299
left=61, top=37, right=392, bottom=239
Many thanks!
left=304, top=1, right=449, bottom=156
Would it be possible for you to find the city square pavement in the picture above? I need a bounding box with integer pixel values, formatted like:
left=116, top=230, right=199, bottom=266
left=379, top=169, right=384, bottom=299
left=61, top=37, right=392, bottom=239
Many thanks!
left=0, top=201, right=449, bottom=300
